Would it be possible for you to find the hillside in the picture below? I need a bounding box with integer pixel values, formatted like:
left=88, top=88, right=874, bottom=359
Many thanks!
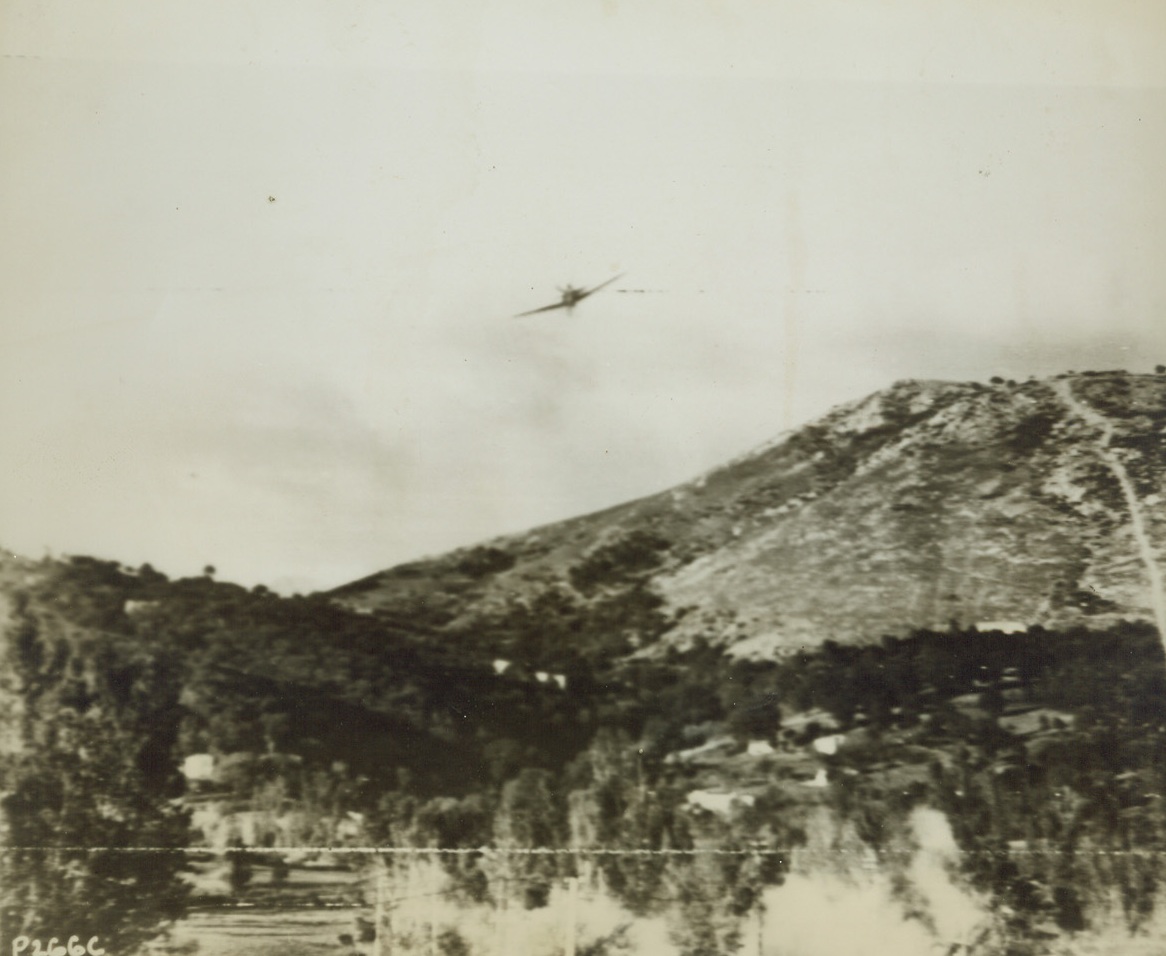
left=0, top=554, right=618, bottom=803
left=330, top=371, right=1166, bottom=659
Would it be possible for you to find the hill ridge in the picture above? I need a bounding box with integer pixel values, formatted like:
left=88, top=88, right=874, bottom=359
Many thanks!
left=333, top=370, right=1166, bottom=660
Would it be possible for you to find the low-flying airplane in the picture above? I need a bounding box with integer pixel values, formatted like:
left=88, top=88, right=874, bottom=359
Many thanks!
left=514, top=274, right=623, bottom=317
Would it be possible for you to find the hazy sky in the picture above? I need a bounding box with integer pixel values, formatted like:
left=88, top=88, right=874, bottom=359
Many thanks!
left=2, top=1, right=1165, bottom=592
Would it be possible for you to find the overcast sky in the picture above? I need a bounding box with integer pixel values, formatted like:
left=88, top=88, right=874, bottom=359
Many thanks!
left=2, top=1, right=1165, bottom=592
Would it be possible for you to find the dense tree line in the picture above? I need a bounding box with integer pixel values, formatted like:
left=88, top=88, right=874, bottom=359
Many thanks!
left=360, top=727, right=798, bottom=956
left=0, top=591, right=191, bottom=952
left=6, top=557, right=623, bottom=798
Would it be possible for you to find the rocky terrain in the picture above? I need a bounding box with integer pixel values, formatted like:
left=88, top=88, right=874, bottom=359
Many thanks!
left=331, top=371, right=1166, bottom=658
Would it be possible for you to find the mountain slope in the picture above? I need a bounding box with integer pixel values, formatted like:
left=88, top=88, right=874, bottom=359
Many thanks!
left=330, top=371, right=1166, bottom=658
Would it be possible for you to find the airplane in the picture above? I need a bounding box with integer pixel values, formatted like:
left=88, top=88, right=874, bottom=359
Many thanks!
left=514, top=274, right=623, bottom=317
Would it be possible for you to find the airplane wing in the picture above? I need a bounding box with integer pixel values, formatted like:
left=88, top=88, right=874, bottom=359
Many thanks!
left=514, top=300, right=570, bottom=318
left=578, top=273, right=623, bottom=299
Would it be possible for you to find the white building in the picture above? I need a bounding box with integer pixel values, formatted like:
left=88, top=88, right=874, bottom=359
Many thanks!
left=812, top=733, right=847, bottom=756
left=181, top=753, right=216, bottom=782
left=802, top=768, right=829, bottom=789
left=686, top=790, right=756, bottom=816
left=669, top=735, right=736, bottom=765
left=975, top=620, right=1028, bottom=634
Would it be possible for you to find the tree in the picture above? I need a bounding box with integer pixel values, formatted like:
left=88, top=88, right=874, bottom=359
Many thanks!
left=492, top=768, right=565, bottom=908
left=0, top=597, right=191, bottom=952
left=227, top=838, right=254, bottom=896
left=578, top=731, right=674, bottom=915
